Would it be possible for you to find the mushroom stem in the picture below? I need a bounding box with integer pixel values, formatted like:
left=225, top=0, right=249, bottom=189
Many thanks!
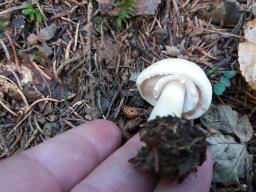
left=148, top=81, right=185, bottom=121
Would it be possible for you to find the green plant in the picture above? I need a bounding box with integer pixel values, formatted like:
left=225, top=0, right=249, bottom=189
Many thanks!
left=112, top=0, right=136, bottom=29
left=94, top=16, right=108, bottom=33
left=0, top=22, right=9, bottom=32
left=22, top=4, right=44, bottom=24
left=63, top=95, right=69, bottom=106
left=213, top=70, right=237, bottom=96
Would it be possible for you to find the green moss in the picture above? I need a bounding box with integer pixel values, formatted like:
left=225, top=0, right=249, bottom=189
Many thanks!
left=0, top=21, right=9, bottom=32
left=22, top=4, right=44, bottom=24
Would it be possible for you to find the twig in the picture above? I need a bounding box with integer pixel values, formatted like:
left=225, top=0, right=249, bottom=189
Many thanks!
left=30, top=60, right=52, bottom=80
left=0, top=39, right=10, bottom=61
left=56, top=56, right=81, bottom=80
left=0, top=99, right=18, bottom=116
left=73, top=21, right=80, bottom=51
left=50, top=6, right=78, bottom=20
left=0, top=4, right=28, bottom=16
left=0, top=75, right=29, bottom=110
left=7, top=98, right=59, bottom=138
left=86, top=0, right=93, bottom=71
left=5, top=33, right=20, bottom=70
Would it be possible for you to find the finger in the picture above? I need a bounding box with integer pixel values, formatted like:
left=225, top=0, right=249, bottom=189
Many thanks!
left=0, top=120, right=121, bottom=192
left=154, top=151, right=213, bottom=192
left=72, top=134, right=159, bottom=192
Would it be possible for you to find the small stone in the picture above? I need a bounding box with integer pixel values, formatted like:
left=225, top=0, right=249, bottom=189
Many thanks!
left=27, top=34, right=39, bottom=45
left=165, top=46, right=180, bottom=57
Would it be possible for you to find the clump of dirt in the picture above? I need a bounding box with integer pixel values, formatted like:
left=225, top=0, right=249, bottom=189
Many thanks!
left=129, top=116, right=206, bottom=182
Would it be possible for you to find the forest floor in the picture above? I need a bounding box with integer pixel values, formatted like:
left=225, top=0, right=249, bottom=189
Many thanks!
left=0, top=0, right=255, bottom=191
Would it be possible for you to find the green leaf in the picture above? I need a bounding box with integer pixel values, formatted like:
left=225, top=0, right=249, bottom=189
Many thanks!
left=207, top=65, right=220, bottom=77
left=22, top=4, right=44, bottom=24
left=220, top=76, right=231, bottom=87
left=121, top=11, right=131, bottom=19
left=223, top=70, right=237, bottom=79
left=35, top=10, right=43, bottom=23
left=214, top=82, right=226, bottom=96
left=116, top=17, right=122, bottom=29
left=29, top=14, right=35, bottom=22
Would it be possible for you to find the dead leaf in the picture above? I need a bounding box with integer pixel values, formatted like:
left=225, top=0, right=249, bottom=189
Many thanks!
left=97, top=0, right=160, bottom=15
left=207, top=135, right=252, bottom=185
left=136, top=0, right=160, bottom=15
left=37, top=43, right=53, bottom=59
left=201, top=105, right=253, bottom=143
left=196, top=0, right=241, bottom=26
left=236, top=115, right=253, bottom=143
left=38, top=23, right=58, bottom=41
left=96, top=37, right=120, bottom=64
left=200, top=104, right=238, bottom=134
left=27, top=23, right=58, bottom=45
left=0, top=62, right=72, bottom=102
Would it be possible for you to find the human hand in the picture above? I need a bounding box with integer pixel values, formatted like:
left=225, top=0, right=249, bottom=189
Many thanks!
left=0, top=120, right=212, bottom=192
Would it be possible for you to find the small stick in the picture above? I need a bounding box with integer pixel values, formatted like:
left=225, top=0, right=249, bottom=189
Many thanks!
left=73, top=21, right=80, bottom=51
left=0, top=39, right=10, bottom=60
left=5, top=33, right=20, bottom=70
left=0, top=99, right=18, bottom=116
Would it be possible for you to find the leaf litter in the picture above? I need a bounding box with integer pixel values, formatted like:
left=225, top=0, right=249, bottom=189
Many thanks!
left=201, top=105, right=253, bottom=186
left=201, top=104, right=253, bottom=142
left=207, top=135, right=252, bottom=186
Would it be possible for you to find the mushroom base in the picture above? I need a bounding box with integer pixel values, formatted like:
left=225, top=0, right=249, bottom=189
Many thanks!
left=129, top=116, right=206, bottom=182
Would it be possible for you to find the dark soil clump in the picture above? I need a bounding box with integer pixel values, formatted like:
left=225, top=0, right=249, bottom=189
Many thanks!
left=129, top=116, right=206, bottom=182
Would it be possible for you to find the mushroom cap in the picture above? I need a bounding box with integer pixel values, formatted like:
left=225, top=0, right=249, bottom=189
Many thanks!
left=136, top=58, right=212, bottom=119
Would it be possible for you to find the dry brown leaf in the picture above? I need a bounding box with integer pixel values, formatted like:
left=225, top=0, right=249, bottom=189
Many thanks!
left=196, top=0, right=241, bottom=26
left=207, top=135, right=252, bottom=186
left=27, top=23, right=57, bottom=45
left=97, top=0, right=160, bottom=15
left=136, top=0, right=160, bottom=15
left=201, top=105, right=253, bottom=143
left=96, top=37, right=120, bottom=64
left=0, top=62, right=72, bottom=102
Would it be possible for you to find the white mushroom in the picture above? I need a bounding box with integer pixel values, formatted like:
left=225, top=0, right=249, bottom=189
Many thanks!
left=136, top=58, right=212, bottom=120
